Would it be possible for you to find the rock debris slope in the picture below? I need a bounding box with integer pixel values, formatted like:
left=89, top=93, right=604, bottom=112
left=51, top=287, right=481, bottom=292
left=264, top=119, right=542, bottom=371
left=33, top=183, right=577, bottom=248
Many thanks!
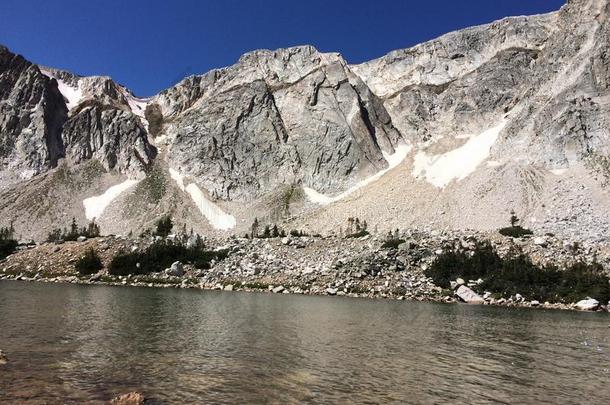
left=2, top=0, right=610, bottom=240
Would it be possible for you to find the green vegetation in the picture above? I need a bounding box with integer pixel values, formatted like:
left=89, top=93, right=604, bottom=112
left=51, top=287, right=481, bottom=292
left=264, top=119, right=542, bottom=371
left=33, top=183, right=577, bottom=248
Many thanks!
left=135, top=165, right=167, bottom=204
left=0, top=224, right=17, bottom=260
left=108, top=241, right=229, bottom=276
left=155, top=215, right=173, bottom=237
left=345, top=229, right=370, bottom=238
left=345, top=217, right=369, bottom=238
left=498, top=226, right=534, bottom=238
left=425, top=241, right=610, bottom=303
left=47, top=218, right=100, bottom=243
left=498, top=210, right=533, bottom=238
left=75, top=249, right=103, bottom=275
left=381, top=239, right=406, bottom=249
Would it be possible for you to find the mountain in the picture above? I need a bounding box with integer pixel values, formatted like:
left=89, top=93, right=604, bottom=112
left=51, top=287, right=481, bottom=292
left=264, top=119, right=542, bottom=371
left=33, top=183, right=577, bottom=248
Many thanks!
left=1, top=0, right=609, bottom=241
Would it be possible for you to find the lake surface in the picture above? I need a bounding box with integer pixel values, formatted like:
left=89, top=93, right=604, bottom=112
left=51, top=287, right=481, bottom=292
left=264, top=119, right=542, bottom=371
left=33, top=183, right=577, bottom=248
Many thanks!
left=0, top=281, right=609, bottom=404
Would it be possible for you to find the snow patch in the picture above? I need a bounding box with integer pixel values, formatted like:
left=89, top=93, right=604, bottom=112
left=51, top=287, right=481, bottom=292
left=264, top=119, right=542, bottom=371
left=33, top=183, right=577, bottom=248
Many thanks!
left=83, top=179, right=139, bottom=221
left=39, top=68, right=83, bottom=110
left=185, top=184, right=237, bottom=230
left=412, top=120, right=507, bottom=188
left=305, top=143, right=412, bottom=205
left=169, top=168, right=236, bottom=230
left=169, top=168, right=185, bottom=190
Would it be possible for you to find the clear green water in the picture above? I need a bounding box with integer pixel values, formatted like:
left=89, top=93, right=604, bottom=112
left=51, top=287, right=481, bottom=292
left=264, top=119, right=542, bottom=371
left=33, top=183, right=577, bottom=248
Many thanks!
left=0, top=280, right=609, bottom=404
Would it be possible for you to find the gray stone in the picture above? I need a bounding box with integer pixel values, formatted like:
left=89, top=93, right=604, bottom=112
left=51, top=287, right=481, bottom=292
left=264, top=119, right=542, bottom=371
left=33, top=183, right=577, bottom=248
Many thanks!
left=326, top=287, right=338, bottom=295
left=455, top=285, right=485, bottom=304
left=272, top=285, right=285, bottom=294
left=76, top=236, right=87, bottom=242
left=575, top=298, right=599, bottom=311
left=168, top=261, right=184, bottom=277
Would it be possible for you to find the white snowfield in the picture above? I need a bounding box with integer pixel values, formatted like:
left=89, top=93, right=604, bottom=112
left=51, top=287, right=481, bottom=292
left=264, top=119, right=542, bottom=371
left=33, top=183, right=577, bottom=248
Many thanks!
left=83, top=179, right=140, bottom=221
left=169, top=168, right=236, bottom=230
left=304, top=143, right=412, bottom=205
left=412, top=120, right=508, bottom=188
left=39, top=68, right=83, bottom=110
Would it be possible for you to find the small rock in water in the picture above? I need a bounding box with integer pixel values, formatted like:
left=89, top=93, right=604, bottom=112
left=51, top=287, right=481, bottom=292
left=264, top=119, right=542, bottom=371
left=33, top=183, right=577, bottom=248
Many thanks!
left=272, top=285, right=285, bottom=294
left=530, top=300, right=540, bottom=307
left=109, top=391, right=145, bottom=405
left=0, top=350, right=7, bottom=365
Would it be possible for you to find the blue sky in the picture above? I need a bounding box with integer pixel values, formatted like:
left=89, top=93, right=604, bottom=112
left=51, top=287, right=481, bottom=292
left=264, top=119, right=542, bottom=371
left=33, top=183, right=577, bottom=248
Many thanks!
left=0, top=0, right=565, bottom=97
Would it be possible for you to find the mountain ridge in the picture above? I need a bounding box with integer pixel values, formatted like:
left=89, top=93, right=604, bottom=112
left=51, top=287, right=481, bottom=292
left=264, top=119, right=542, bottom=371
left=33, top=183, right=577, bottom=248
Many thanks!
left=2, top=0, right=610, bottom=242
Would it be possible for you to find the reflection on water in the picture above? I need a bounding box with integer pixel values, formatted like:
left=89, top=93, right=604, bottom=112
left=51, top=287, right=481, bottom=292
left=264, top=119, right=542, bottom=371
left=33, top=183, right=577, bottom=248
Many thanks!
left=0, top=280, right=609, bottom=404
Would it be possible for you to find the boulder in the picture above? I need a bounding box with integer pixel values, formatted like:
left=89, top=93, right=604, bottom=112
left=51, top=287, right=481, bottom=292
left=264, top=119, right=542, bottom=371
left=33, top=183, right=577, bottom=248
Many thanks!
left=533, top=237, right=547, bottom=247
left=575, top=298, right=599, bottom=311
left=168, top=261, right=184, bottom=277
left=530, top=300, right=540, bottom=307
left=326, top=287, right=339, bottom=295
left=272, top=285, right=285, bottom=294
left=224, top=284, right=234, bottom=291
left=455, top=285, right=485, bottom=304
left=77, top=236, right=88, bottom=242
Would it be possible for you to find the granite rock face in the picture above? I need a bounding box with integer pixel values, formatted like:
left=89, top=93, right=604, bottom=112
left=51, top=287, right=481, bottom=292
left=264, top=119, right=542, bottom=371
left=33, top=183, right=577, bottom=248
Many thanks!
left=154, top=46, right=403, bottom=200
left=353, top=0, right=610, bottom=169
left=0, top=46, right=155, bottom=189
left=0, top=45, right=66, bottom=184
left=3, top=0, right=610, bottom=239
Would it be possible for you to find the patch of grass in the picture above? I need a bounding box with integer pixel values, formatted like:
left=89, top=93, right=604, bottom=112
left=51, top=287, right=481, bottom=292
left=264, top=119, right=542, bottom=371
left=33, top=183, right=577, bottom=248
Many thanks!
left=381, top=239, right=406, bottom=249
left=242, top=281, right=270, bottom=290
left=345, top=230, right=370, bottom=239
left=75, top=249, right=103, bottom=275
left=135, top=164, right=167, bottom=204
left=498, top=226, right=533, bottom=238
left=425, top=241, right=610, bottom=303
left=108, top=241, right=228, bottom=276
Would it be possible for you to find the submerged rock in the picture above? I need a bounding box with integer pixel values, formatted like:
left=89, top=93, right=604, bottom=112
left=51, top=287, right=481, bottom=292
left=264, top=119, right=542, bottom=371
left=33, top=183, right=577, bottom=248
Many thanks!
left=455, top=285, right=484, bottom=304
left=109, top=392, right=145, bottom=405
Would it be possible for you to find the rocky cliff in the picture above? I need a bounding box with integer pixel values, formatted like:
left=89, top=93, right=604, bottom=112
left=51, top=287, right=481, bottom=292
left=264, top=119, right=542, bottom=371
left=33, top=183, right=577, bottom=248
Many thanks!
left=1, top=0, right=610, bottom=241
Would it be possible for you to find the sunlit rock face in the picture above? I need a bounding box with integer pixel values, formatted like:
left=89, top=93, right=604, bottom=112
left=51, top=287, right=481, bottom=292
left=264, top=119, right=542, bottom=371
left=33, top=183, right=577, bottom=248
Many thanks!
left=154, top=45, right=403, bottom=201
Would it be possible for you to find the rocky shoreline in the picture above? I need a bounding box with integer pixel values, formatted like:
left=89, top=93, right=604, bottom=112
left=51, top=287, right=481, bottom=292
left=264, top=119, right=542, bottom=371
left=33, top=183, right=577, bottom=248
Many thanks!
left=1, top=229, right=610, bottom=313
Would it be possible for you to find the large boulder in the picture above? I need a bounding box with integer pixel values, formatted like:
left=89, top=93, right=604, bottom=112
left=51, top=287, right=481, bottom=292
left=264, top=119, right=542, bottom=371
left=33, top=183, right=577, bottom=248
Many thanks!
left=167, top=261, right=184, bottom=277
left=575, top=298, right=600, bottom=311
left=455, top=285, right=485, bottom=304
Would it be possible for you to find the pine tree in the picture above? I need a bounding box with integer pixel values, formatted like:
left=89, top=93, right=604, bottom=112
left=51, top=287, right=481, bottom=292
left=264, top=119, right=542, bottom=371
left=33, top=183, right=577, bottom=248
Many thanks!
left=155, top=215, right=173, bottom=237
left=510, top=210, right=519, bottom=228
left=272, top=224, right=279, bottom=238
left=251, top=218, right=259, bottom=238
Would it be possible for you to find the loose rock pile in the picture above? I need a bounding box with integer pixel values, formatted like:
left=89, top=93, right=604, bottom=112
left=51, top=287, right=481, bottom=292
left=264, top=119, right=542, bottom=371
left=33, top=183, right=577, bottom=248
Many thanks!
left=1, top=229, right=609, bottom=311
